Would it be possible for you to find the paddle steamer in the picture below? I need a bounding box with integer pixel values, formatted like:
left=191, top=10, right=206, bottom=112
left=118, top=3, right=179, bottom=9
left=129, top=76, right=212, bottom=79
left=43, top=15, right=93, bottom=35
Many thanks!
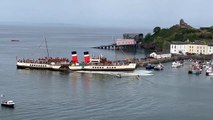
left=78, top=51, right=137, bottom=71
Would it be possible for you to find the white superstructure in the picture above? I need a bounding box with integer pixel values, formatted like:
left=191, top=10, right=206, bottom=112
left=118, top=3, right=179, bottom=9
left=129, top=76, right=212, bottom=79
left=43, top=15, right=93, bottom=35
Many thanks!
left=16, top=58, right=69, bottom=71
left=82, top=63, right=137, bottom=71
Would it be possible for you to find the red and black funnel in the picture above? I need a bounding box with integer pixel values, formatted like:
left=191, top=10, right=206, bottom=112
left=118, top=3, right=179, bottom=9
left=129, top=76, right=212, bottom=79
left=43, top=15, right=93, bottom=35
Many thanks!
left=84, top=51, right=90, bottom=64
left=71, top=51, right=78, bottom=63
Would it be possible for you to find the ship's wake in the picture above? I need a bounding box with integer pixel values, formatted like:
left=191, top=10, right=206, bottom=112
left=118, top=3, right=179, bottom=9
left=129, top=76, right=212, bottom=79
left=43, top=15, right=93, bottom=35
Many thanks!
left=76, top=70, right=153, bottom=77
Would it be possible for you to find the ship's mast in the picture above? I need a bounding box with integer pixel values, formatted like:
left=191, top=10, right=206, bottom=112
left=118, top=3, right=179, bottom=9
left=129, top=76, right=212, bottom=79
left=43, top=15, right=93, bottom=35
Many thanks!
left=44, top=36, right=49, bottom=58
left=113, top=36, right=118, bottom=60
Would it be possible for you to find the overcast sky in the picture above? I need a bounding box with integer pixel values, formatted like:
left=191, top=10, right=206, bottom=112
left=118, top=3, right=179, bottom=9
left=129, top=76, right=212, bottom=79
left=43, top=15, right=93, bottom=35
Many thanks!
left=0, top=0, right=212, bottom=28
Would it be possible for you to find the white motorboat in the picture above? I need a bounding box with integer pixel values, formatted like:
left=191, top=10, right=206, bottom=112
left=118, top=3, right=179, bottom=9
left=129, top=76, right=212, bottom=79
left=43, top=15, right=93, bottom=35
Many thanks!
left=154, top=63, right=164, bottom=71
left=172, top=61, right=183, bottom=68
left=206, top=66, right=213, bottom=76
left=1, top=100, right=15, bottom=108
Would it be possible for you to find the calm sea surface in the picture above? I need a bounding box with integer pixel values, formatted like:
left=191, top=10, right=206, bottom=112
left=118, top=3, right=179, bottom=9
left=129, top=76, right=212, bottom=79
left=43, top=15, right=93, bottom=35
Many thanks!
left=1, top=25, right=213, bottom=120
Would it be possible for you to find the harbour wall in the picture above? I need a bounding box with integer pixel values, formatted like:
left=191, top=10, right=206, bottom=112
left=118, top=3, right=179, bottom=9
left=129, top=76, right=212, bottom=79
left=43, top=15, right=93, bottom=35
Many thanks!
left=131, top=54, right=212, bottom=67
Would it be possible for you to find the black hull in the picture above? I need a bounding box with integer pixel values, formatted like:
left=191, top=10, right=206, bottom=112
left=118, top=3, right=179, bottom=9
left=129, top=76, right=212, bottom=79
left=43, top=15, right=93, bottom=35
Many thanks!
left=17, top=65, right=51, bottom=70
left=17, top=65, right=69, bottom=71
left=81, top=69, right=135, bottom=71
left=154, top=68, right=163, bottom=71
left=145, top=65, right=154, bottom=70
left=1, top=104, right=14, bottom=108
left=146, top=67, right=154, bottom=70
left=17, top=65, right=136, bottom=71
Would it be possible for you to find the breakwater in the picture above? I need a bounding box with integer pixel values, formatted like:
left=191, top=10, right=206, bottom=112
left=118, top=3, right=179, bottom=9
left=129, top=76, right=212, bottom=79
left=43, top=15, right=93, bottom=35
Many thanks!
left=132, top=54, right=212, bottom=67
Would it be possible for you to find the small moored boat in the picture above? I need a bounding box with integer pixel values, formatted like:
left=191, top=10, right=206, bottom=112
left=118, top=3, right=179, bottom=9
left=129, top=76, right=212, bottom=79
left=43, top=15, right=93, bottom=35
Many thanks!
left=1, top=100, right=15, bottom=108
left=172, top=61, right=183, bottom=68
left=206, top=66, right=213, bottom=76
left=11, top=39, right=20, bottom=42
left=115, top=73, right=122, bottom=78
left=154, top=63, right=164, bottom=71
left=145, top=64, right=154, bottom=70
left=188, top=65, right=202, bottom=75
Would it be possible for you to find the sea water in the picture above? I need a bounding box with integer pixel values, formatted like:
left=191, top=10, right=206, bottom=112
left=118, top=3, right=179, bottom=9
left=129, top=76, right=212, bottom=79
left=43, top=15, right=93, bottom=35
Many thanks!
left=0, top=25, right=213, bottom=120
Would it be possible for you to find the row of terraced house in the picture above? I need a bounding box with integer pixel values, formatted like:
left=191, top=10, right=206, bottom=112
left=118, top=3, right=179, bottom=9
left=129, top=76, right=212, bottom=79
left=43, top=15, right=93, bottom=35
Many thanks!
left=170, top=42, right=213, bottom=55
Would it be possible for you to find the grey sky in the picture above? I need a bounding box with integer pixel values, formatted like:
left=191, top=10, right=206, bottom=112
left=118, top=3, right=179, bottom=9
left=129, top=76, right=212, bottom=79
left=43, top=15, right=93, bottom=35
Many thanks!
left=0, top=0, right=212, bottom=28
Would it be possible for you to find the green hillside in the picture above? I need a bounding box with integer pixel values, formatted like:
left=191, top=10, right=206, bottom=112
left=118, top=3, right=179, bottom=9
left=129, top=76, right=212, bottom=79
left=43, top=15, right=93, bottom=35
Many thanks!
left=141, top=19, right=213, bottom=52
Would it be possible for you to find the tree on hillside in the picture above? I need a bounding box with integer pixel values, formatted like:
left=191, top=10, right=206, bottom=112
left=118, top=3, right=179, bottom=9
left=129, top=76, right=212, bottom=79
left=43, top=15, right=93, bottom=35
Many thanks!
left=174, top=33, right=184, bottom=41
left=207, top=27, right=213, bottom=33
left=153, top=27, right=161, bottom=34
left=154, top=36, right=164, bottom=49
left=144, top=33, right=152, bottom=43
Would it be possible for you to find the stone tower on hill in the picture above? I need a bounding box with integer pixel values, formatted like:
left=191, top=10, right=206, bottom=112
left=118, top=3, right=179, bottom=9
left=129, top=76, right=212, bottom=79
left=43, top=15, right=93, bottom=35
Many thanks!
left=179, top=19, right=192, bottom=28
